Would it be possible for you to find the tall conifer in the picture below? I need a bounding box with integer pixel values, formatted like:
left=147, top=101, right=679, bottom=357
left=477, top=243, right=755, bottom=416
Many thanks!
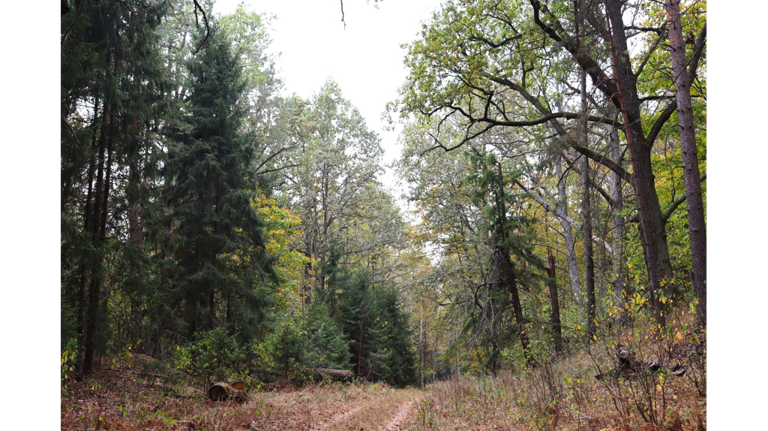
left=166, top=22, right=276, bottom=339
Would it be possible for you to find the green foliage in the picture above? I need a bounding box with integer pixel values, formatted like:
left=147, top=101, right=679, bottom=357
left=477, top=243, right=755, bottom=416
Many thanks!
left=303, top=302, right=351, bottom=369
left=165, top=20, right=277, bottom=338
left=265, top=319, right=306, bottom=375
left=61, top=338, right=80, bottom=387
left=337, top=269, right=417, bottom=387
left=174, top=328, right=246, bottom=382
left=465, top=149, right=542, bottom=272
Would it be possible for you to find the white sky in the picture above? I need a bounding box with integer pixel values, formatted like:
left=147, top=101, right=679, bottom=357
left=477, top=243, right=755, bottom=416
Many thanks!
left=212, top=0, right=445, bottom=195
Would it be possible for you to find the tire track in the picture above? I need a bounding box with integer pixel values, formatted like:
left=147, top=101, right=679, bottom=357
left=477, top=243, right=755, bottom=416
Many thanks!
left=380, top=395, right=423, bottom=431
left=310, top=402, right=366, bottom=430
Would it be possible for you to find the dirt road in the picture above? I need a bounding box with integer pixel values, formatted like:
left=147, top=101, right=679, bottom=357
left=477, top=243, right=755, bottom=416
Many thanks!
left=314, top=387, right=422, bottom=431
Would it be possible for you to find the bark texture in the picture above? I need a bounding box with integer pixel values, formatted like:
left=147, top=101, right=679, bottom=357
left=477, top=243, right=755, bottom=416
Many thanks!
left=665, top=0, right=706, bottom=327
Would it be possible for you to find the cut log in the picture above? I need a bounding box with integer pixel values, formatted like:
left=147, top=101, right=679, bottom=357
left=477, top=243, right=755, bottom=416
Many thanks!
left=208, top=382, right=248, bottom=403
left=228, top=379, right=245, bottom=391
left=314, top=368, right=354, bottom=382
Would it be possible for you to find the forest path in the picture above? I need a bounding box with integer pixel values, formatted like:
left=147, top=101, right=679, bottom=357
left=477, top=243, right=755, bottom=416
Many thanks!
left=317, top=387, right=423, bottom=431
left=61, top=361, right=426, bottom=431
left=309, top=402, right=366, bottom=430
left=380, top=393, right=423, bottom=430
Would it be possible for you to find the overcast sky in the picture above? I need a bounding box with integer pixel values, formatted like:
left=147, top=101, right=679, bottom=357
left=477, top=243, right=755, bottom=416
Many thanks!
left=211, top=0, right=445, bottom=195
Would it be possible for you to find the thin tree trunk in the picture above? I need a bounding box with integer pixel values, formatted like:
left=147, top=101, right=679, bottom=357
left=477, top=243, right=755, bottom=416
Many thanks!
left=419, top=313, right=424, bottom=388
left=357, top=284, right=365, bottom=378
left=76, top=105, right=99, bottom=379
left=665, top=0, right=706, bottom=327
left=581, top=155, right=596, bottom=339
left=609, top=127, right=630, bottom=326
left=579, top=71, right=596, bottom=340
left=556, top=157, right=582, bottom=297
left=547, top=251, right=564, bottom=353
left=83, top=100, right=111, bottom=376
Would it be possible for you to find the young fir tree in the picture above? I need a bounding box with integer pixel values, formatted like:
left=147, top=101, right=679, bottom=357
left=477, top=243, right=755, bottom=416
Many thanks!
left=303, top=302, right=350, bottom=370
left=374, top=287, right=418, bottom=387
left=337, top=269, right=417, bottom=386
left=165, top=22, right=276, bottom=340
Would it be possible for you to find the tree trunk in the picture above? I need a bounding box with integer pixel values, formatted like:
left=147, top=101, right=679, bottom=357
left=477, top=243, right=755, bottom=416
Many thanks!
left=606, top=0, right=671, bottom=327
left=419, top=313, right=424, bottom=388
left=556, top=157, right=581, bottom=297
left=665, top=0, right=706, bottom=327
left=357, top=287, right=365, bottom=378
left=547, top=251, right=564, bottom=353
left=83, top=102, right=111, bottom=376
left=492, top=163, right=532, bottom=366
left=529, top=1, right=675, bottom=313
left=609, top=127, right=630, bottom=326
left=579, top=71, right=596, bottom=340
left=76, top=116, right=99, bottom=379
left=493, top=245, right=531, bottom=366
left=208, top=382, right=248, bottom=403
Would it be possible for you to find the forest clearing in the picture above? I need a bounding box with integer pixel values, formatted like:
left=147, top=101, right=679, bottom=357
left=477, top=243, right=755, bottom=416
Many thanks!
left=58, top=0, right=713, bottom=429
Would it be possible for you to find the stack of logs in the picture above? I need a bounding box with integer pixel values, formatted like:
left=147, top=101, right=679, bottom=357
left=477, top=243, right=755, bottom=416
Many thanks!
left=207, top=368, right=353, bottom=402
left=208, top=379, right=248, bottom=403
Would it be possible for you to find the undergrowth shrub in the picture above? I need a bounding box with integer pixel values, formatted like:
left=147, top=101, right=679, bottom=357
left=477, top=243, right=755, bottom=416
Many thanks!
left=588, top=303, right=706, bottom=427
left=173, top=327, right=246, bottom=382
left=61, top=338, right=80, bottom=390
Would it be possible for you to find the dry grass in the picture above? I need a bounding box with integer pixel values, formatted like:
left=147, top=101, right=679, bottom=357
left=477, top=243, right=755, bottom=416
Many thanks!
left=401, top=360, right=704, bottom=430
left=61, top=356, right=424, bottom=430
left=399, top=317, right=706, bottom=431
left=324, top=387, right=422, bottom=430
left=62, top=313, right=705, bottom=430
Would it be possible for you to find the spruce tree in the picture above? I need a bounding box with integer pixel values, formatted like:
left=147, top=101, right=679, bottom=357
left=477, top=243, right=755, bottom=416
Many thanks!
left=337, top=270, right=417, bottom=386
left=375, top=287, right=417, bottom=387
left=303, top=302, right=350, bottom=370
left=166, top=22, right=276, bottom=340
left=61, top=0, right=171, bottom=376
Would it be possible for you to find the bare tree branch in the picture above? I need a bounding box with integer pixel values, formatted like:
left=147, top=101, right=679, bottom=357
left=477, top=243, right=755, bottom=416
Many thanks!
left=628, top=174, right=707, bottom=224
left=634, top=23, right=668, bottom=77
left=61, top=115, right=85, bottom=157
left=687, top=23, right=707, bottom=85
left=645, top=100, right=678, bottom=148
left=515, top=179, right=613, bottom=255
left=661, top=174, right=706, bottom=223
left=192, top=0, right=210, bottom=54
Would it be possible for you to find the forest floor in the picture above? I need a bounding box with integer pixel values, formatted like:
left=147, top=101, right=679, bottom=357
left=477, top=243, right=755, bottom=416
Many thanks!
left=62, top=336, right=706, bottom=430
left=61, top=354, right=423, bottom=431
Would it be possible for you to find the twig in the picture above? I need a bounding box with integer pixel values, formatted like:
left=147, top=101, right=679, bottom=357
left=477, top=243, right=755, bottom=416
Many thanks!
left=61, top=0, right=85, bottom=44
left=61, top=115, right=85, bottom=157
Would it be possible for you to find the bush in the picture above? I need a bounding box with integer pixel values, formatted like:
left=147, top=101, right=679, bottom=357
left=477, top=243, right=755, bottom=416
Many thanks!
left=174, top=328, right=246, bottom=381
